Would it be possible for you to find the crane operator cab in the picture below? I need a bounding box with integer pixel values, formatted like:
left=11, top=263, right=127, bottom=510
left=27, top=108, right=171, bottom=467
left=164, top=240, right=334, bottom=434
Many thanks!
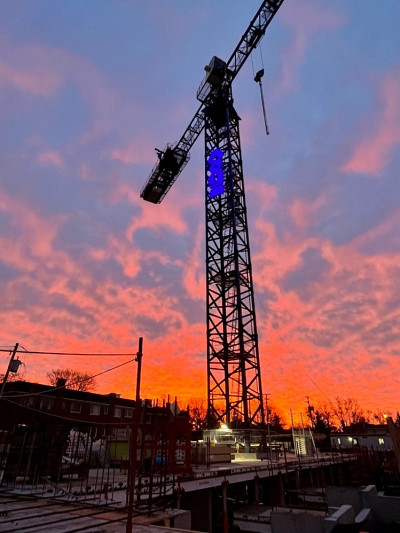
left=197, top=56, right=227, bottom=103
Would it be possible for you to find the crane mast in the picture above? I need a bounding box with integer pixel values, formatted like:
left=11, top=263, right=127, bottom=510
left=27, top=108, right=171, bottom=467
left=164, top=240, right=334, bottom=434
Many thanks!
left=141, top=0, right=284, bottom=427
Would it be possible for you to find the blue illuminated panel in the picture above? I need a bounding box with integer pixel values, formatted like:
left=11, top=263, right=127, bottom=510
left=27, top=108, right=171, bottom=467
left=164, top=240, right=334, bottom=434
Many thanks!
left=207, top=148, right=224, bottom=198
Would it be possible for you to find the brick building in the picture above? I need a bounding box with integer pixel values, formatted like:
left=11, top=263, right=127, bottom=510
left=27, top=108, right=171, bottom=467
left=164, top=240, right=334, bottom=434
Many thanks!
left=0, top=380, right=191, bottom=486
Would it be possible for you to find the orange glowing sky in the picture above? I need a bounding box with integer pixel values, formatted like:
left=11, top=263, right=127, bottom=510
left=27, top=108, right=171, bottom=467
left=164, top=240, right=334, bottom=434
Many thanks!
left=1, top=1, right=399, bottom=422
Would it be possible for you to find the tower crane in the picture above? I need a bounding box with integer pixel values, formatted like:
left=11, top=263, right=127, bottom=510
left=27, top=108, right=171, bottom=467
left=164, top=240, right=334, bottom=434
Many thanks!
left=141, top=0, right=284, bottom=427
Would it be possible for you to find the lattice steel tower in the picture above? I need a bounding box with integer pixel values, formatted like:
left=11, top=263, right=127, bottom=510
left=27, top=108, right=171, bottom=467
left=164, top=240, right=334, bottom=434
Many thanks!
left=141, top=1, right=284, bottom=427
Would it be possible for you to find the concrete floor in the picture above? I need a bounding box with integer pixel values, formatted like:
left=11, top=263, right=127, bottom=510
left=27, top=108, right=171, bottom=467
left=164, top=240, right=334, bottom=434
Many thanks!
left=0, top=494, right=192, bottom=533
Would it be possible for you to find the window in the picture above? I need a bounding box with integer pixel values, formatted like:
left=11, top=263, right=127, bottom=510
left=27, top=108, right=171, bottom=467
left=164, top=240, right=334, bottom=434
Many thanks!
left=124, top=409, right=133, bottom=418
left=70, top=401, right=82, bottom=414
left=104, top=406, right=109, bottom=415
left=113, top=428, right=128, bottom=439
left=40, top=399, right=54, bottom=411
left=114, top=407, right=122, bottom=418
left=378, top=438, right=385, bottom=445
left=90, top=404, right=101, bottom=416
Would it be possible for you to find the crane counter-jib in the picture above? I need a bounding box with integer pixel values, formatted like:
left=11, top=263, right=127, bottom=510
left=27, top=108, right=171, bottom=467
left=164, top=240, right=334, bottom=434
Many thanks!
left=140, top=144, right=191, bottom=204
left=140, top=106, right=205, bottom=204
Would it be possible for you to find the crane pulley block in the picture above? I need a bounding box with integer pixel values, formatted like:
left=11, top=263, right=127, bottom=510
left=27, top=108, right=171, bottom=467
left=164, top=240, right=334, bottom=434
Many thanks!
left=140, top=145, right=190, bottom=204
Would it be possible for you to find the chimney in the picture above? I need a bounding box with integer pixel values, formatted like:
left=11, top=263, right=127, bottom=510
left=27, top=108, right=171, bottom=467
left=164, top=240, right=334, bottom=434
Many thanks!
left=56, top=378, right=67, bottom=389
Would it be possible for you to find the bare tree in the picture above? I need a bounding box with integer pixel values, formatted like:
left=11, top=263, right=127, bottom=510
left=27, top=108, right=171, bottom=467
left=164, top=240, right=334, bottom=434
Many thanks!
left=269, top=411, right=286, bottom=432
left=313, top=398, right=368, bottom=431
left=188, top=398, right=208, bottom=430
left=368, top=409, right=389, bottom=425
left=315, top=403, right=335, bottom=429
left=46, top=368, right=96, bottom=392
left=0, top=372, right=22, bottom=383
left=313, top=410, right=331, bottom=433
left=266, top=402, right=286, bottom=431
left=331, top=396, right=366, bottom=431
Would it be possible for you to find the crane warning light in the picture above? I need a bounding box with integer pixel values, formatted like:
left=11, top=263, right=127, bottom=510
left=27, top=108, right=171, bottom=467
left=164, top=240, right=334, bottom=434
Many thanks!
left=207, top=148, right=224, bottom=198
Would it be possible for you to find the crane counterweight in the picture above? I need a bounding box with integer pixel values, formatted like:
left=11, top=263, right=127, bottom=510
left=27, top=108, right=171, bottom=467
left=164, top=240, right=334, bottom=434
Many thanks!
left=140, top=145, right=190, bottom=204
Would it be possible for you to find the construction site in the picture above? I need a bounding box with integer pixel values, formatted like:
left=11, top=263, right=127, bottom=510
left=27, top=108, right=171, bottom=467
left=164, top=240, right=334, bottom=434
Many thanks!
left=1, top=374, right=400, bottom=532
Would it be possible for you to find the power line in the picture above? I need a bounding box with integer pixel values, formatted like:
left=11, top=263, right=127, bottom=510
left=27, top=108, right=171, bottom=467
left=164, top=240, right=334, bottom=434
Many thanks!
left=0, top=348, right=135, bottom=357
left=2, top=358, right=136, bottom=399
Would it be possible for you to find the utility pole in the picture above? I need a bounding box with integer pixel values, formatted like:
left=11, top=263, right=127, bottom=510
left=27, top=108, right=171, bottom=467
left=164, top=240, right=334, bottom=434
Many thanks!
left=305, top=396, right=315, bottom=428
left=0, top=343, right=19, bottom=398
left=265, top=393, right=272, bottom=462
left=222, top=479, right=229, bottom=533
left=126, top=337, right=143, bottom=533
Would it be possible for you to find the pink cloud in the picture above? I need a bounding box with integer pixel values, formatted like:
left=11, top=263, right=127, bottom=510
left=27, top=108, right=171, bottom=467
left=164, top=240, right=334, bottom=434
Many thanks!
left=110, top=183, right=192, bottom=240
left=342, top=70, right=400, bottom=175
left=37, top=151, right=64, bottom=168
left=278, top=0, right=344, bottom=92
left=246, top=180, right=277, bottom=215
left=0, top=188, right=62, bottom=265
left=0, top=36, right=142, bottom=155
left=88, top=236, right=181, bottom=281
left=104, top=235, right=142, bottom=279
left=289, top=193, right=328, bottom=229
left=181, top=222, right=205, bottom=301
left=0, top=60, right=60, bottom=96
left=111, top=139, right=160, bottom=166
left=247, top=198, right=400, bottom=419
left=127, top=201, right=188, bottom=240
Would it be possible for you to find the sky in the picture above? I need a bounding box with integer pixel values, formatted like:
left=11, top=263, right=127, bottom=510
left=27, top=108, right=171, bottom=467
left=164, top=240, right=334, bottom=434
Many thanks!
left=0, top=0, right=399, bottom=423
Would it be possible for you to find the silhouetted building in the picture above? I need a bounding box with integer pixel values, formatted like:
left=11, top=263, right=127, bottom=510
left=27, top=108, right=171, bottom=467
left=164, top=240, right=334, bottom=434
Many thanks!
left=0, top=380, right=191, bottom=485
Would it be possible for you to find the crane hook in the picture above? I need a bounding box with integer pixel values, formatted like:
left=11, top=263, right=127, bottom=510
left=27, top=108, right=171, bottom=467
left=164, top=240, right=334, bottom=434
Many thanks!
left=254, top=69, right=270, bottom=135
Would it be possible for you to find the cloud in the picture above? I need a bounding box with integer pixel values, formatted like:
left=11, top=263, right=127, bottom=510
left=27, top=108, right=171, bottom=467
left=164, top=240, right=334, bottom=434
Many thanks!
left=37, top=151, right=64, bottom=168
left=126, top=195, right=188, bottom=240
left=289, top=193, right=328, bottom=230
left=283, top=246, right=332, bottom=294
left=181, top=221, right=205, bottom=301
left=278, top=0, right=344, bottom=92
left=342, top=69, right=400, bottom=175
left=0, top=34, right=142, bottom=159
left=97, top=234, right=142, bottom=279
left=0, top=60, right=60, bottom=96
left=1, top=2, right=399, bottom=422
left=110, top=139, right=156, bottom=166
left=248, top=188, right=400, bottom=417
left=0, top=187, right=63, bottom=268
